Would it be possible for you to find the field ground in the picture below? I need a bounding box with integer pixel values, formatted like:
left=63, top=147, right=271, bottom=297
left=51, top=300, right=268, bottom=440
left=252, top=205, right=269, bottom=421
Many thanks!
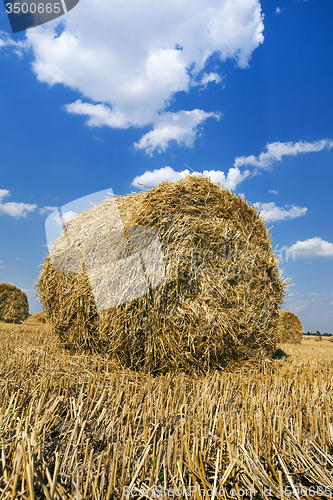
left=0, top=322, right=333, bottom=499
left=284, top=336, right=333, bottom=362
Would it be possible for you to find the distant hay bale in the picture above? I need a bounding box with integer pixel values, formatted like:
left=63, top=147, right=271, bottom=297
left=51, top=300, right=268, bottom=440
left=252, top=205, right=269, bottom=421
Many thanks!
left=278, top=311, right=303, bottom=344
left=24, top=312, right=47, bottom=324
left=0, top=283, right=29, bottom=324
left=315, top=336, right=323, bottom=342
left=37, top=176, right=286, bottom=374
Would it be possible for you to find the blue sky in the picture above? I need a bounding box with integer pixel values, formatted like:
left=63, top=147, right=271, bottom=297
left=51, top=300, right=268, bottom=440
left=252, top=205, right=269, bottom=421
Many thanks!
left=0, top=0, right=332, bottom=332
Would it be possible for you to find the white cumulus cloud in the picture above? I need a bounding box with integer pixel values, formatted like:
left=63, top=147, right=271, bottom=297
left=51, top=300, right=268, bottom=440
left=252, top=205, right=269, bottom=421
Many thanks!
left=53, top=210, right=78, bottom=227
left=39, top=206, right=58, bottom=215
left=290, top=303, right=307, bottom=313
left=254, top=202, right=307, bottom=222
left=132, top=166, right=190, bottom=187
left=0, top=31, right=29, bottom=57
left=285, top=237, right=333, bottom=259
left=132, top=166, right=249, bottom=191
left=134, top=110, right=221, bottom=155
left=26, top=0, right=264, bottom=154
left=0, top=202, right=37, bottom=217
left=0, top=189, right=10, bottom=202
left=234, top=139, right=333, bottom=170
left=200, top=72, right=223, bottom=87
left=0, top=189, right=37, bottom=217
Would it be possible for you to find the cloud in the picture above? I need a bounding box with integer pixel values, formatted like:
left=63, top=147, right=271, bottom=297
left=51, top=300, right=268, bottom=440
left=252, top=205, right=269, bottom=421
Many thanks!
left=0, top=31, right=29, bottom=57
left=200, top=72, right=223, bottom=87
left=205, top=167, right=250, bottom=190
left=53, top=210, right=78, bottom=226
left=0, top=202, right=38, bottom=217
left=132, top=166, right=250, bottom=191
left=269, top=189, right=279, bottom=195
left=39, top=206, right=58, bottom=214
left=26, top=0, right=264, bottom=154
left=275, top=7, right=282, bottom=14
left=290, top=303, right=307, bottom=313
left=285, top=237, right=333, bottom=259
left=132, top=166, right=189, bottom=187
left=65, top=101, right=130, bottom=129
left=134, top=110, right=221, bottom=155
left=234, top=139, right=333, bottom=170
left=0, top=189, right=10, bottom=202
left=0, top=260, right=5, bottom=269
left=0, top=189, right=37, bottom=217
left=284, top=292, right=329, bottom=316
left=254, top=202, right=307, bottom=221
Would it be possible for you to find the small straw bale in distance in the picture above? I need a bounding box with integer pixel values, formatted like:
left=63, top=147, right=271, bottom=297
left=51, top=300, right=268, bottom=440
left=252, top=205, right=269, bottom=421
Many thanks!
left=0, top=282, right=29, bottom=323
left=37, top=176, right=286, bottom=374
left=278, top=310, right=303, bottom=344
left=24, top=311, right=47, bottom=324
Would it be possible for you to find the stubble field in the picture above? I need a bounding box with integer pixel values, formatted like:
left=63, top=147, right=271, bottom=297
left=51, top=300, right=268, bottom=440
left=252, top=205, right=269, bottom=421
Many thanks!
left=0, top=321, right=333, bottom=499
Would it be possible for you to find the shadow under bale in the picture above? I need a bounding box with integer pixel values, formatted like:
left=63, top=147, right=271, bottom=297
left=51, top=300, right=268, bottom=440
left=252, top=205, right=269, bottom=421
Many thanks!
left=37, top=176, right=287, bottom=374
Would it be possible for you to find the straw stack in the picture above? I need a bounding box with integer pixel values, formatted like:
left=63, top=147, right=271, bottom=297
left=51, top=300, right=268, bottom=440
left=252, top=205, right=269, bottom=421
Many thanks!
left=278, top=310, right=303, bottom=344
left=0, top=283, right=29, bottom=323
left=37, top=176, right=287, bottom=374
left=24, top=312, right=47, bottom=324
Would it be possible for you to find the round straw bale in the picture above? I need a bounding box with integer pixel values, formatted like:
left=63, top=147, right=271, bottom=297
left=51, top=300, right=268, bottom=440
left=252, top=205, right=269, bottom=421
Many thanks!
left=278, top=310, right=303, bottom=344
left=0, top=283, right=29, bottom=323
left=37, top=176, right=286, bottom=374
left=24, top=312, right=47, bottom=324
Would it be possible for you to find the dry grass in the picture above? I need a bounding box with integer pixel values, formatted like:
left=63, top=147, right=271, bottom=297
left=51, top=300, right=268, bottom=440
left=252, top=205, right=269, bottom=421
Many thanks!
left=1, top=322, right=333, bottom=499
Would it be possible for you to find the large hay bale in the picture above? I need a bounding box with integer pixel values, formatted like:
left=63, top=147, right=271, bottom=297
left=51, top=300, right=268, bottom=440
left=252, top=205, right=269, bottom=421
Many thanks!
left=37, top=176, right=286, bottom=374
left=278, top=311, right=303, bottom=344
left=0, top=283, right=29, bottom=323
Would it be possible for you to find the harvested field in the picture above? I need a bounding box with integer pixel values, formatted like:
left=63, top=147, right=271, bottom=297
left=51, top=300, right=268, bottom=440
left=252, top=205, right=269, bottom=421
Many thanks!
left=0, top=322, right=332, bottom=499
